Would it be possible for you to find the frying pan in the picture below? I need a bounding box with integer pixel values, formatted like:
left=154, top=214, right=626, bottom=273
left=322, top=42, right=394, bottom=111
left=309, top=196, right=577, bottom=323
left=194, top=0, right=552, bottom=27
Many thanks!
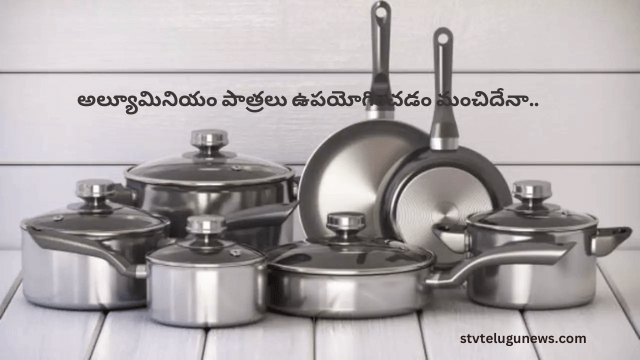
left=377, top=28, right=512, bottom=269
left=298, top=1, right=431, bottom=239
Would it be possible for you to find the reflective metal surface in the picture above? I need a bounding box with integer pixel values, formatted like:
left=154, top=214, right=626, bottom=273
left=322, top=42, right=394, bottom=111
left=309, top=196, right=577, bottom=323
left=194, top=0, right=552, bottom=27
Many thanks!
left=468, top=180, right=599, bottom=232
left=20, top=179, right=169, bottom=310
left=148, top=261, right=267, bottom=327
left=386, top=167, right=492, bottom=267
left=126, top=129, right=294, bottom=187
left=466, top=228, right=599, bottom=309
left=112, top=129, right=298, bottom=252
left=378, top=27, right=512, bottom=268
left=267, top=212, right=572, bottom=318
left=298, top=1, right=431, bottom=240
left=298, top=121, right=430, bottom=239
left=433, top=179, right=633, bottom=309
left=127, top=178, right=295, bottom=251
left=21, top=229, right=164, bottom=310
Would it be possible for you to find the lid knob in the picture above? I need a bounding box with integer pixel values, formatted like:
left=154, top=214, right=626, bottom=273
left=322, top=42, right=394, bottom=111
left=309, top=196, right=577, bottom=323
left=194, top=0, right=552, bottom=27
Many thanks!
left=191, top=129, right=228, bottom=153
left=326, top=212, right=366, bottom=233
left=186, top=215, right=226, bottom=235
left=76, top=179, right=115, bottom=198
left=513, top=180, right=552, bottom=201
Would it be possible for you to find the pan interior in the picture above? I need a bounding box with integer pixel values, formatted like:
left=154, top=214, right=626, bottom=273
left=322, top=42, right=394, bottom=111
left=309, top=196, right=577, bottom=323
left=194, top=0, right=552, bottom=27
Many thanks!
left=392, top=167, right=492, bottom=266
left=298, top=120, right=430, bottom=239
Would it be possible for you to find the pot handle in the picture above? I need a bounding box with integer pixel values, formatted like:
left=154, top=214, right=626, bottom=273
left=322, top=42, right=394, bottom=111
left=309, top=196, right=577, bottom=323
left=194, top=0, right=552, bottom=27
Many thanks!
left=109, top=183, right=137, bottom=207
left=225, top=200, right=299, bottom=231
left=425, top=241, right=575, bottom=288
left=26, top=226, right=147, bottom=279
left=366, top=1, right=394, bottom=120
left=590, top=227, right=632, bottom=257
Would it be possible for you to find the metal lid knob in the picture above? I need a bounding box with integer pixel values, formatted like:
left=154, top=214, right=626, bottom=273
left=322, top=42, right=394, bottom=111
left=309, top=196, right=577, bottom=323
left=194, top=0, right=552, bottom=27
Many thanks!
left=191, top=129, right=228, bottom=151
left=76, top=179, right=115, bottom=198
left=513, top=180, right=552, bottom=201
left=326, top=212, right=366, bottom=233
left=186, top=215, right=226, bottom=235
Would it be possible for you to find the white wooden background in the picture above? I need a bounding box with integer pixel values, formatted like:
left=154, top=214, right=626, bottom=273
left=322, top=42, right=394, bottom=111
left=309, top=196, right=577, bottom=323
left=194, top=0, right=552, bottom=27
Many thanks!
left=1, top=1, right=640, bottom=359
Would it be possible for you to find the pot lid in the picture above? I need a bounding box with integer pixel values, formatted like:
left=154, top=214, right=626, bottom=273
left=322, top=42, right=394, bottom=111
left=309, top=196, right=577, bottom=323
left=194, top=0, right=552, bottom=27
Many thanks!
left=267, top=212, right=435, bottom=276
left=467, top=180, right=598, bottom=232
left=147, top=215, right=265, bottom=268
left=20, top=179, right=169, bottom=237
left=125, top=129, right=294, bottom=187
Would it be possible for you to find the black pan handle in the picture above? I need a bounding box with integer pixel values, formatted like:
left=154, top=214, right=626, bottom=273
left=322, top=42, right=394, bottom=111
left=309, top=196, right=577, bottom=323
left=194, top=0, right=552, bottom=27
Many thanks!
left=430, top=27, right=459, bottom=151
left=366, top=1, right=394, bottom=119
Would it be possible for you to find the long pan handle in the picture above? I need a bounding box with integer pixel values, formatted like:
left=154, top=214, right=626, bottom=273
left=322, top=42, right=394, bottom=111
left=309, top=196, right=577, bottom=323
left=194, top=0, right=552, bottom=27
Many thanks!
left=430, top=27, right=459, bottom=150
left=366, top=1, right=394, bottom=120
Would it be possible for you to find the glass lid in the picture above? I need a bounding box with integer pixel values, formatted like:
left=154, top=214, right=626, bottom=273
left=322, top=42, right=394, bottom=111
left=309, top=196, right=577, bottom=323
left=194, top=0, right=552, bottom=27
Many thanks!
left=467, top=180, right=598, bottom=232
left=267, top=212, right=435, bottom=276
left=125, top=129, right=294, bottom=187
left=147, top=215, right=265, bottom=268
left=20, top=179, right=169, bottom=237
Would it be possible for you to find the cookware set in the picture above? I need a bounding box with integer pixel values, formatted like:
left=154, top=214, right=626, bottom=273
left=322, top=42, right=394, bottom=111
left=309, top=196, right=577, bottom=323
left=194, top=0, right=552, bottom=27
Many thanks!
left=19, top=1, right=632, bottom=326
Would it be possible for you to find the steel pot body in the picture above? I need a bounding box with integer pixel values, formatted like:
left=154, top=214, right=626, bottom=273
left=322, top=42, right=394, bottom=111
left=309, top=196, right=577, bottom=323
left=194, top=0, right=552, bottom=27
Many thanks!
left=465, top=226, right=598, bottom=309
left=267, top=212, right=574, bottom=319
left=433, top=180, right=633, bottom=309
left=268, top=267, right=433, bottom=318
left=112, top=129, right=299, bottom=252
left=125, top=178, right=295, bottom=251
left=25, top=214, right=268, bottom=327
left=21, top=228, right=165, bottom=310
left=146, top=260, right=266, bottom=327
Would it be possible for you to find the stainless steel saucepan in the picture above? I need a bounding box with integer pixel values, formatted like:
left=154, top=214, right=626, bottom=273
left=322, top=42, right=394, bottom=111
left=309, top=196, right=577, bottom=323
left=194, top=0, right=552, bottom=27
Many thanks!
left=266, top=212, right=574, bottom=319
left=298, top=1, right=431, bottom=240
left=433, top=180, right=633, bottom=309
left=110, top=128, right=298, bottom=252
left=20, top=179, right=170, bottom=310
left=27, top=214, right=267, bottom=328
left=377, top=27, right=512, bottom=269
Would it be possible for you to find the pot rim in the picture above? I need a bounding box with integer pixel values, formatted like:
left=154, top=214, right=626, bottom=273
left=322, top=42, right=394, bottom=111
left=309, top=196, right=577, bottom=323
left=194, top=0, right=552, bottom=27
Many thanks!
left=19, top=218, right=170, bottom=238
left=266, top=258, right=435, bottom=276
left=465, top=212, right=599, bottom=233
left=123, top=165, right=296, bottom=188
left=146, top=255, right=267, bottom=268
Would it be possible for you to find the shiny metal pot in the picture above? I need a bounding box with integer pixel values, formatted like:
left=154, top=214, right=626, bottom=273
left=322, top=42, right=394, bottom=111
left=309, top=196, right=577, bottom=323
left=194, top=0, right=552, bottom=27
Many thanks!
left=433, top=180, right=633, bottom=309
left=266, top=212, right=574, bottom=319
left=111, top=129, right=298, bottom=252
left=21, top=179, right=170, bottom=310
left=27, top=215, right=267, bottom=328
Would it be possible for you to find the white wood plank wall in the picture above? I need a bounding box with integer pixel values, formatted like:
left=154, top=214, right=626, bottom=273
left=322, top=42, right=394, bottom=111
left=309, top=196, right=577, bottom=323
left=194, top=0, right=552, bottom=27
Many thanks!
left=0, top=0, right=638, bottom=255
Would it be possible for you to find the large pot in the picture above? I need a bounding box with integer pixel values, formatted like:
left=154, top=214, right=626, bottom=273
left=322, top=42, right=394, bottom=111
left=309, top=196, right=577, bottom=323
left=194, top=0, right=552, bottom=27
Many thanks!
left=266, top=212, right=574, bottom=319
left=20, top=179, right=170, bottom=310
left=27, top=215, right=267, bottom=328
left=111, top=129, right=298, bottom=252
left=433, top=180, right=633, bottom=309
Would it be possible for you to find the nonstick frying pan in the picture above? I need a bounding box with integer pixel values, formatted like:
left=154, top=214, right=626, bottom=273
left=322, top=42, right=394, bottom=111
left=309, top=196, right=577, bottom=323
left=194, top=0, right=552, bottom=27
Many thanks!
left=298, top=1, right=431, bottom=239
left=377, top=28, right=512, bottom=269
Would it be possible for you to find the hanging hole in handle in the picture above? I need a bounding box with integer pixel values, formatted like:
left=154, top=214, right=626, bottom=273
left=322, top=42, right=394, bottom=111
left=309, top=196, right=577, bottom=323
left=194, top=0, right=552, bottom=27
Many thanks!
left=375, top=6, right=387, bottom=19
left=438, top=33, right=449, bottom=45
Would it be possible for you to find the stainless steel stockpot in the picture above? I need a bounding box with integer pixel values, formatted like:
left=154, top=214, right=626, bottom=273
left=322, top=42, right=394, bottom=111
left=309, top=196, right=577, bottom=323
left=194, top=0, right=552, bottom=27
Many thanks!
left=266, top=212, right=574, bottom=319
left=21, top=179, right=170, bottom=310
left=27, top=215, right=267, bottom=328
left=433, top=180, right=633, bottom=309
left=111, top=129, right=298, bottom=252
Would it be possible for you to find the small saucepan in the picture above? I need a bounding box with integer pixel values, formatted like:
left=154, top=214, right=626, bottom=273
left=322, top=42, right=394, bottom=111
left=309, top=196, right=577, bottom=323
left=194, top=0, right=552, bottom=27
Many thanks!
left=433, top=180, right=633, bottom=309
left=266, top=212, right=574, bottom=319
left=27, top=215, right=267, bottom=328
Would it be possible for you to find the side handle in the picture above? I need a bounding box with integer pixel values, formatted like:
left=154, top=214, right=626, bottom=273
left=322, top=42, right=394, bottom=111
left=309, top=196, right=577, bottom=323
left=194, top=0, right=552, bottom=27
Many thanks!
left=590, top=227, right=632, bottom=257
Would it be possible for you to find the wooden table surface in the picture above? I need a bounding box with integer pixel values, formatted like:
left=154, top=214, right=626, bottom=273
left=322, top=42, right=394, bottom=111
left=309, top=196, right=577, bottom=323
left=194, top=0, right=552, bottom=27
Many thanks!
left=1, top=249, right=638, bottom=360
